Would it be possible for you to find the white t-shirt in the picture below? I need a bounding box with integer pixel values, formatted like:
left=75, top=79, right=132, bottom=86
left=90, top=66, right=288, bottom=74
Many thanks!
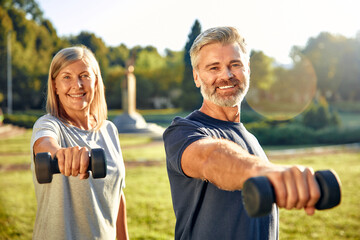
left=30, top=114, right=125, bottom=240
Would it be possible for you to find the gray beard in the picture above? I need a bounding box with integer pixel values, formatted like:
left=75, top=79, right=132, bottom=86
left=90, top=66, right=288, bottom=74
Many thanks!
left=199, top=78, right=249, bottom=107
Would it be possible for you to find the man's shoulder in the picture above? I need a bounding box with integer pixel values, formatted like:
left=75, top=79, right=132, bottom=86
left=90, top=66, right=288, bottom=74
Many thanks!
left=165, top=111, right=207, bottom=135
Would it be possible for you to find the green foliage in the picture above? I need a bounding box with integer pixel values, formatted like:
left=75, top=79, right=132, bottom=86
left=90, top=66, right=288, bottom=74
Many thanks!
left=179, top=19, right=202, bottom=110
left=246, top=118, right=360, bottom=146
left=2, top=4, right=360, bottom=113
left=3, top=113, right=38, bottom=128
left=315, top=126, right=360, bottom=145
left=249, top=50, right=275, bottom=91
left=68, top=31, right=109, bottom=78
left=301, top=32, right=360, bottom=102
left=302, top=99, right=341, bottom=130
left=240, top=103, right=265, bottom=123
left=0, top=4, right=61, bottom=110
left=246, top=122, right=314, bottom=145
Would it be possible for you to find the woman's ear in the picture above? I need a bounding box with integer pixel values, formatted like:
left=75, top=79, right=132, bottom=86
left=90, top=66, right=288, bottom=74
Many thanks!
left=53, top=80, right=58, bottom=95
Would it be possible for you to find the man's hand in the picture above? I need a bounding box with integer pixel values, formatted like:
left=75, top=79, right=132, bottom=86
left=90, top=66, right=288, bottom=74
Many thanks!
left=264, top=166, right=321, bottom=215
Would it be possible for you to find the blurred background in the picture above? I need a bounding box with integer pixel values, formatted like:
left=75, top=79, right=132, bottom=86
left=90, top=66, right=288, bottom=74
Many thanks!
left=1, top=0, right=360, bottom=145
left=1, top=0, right=360, bottom=239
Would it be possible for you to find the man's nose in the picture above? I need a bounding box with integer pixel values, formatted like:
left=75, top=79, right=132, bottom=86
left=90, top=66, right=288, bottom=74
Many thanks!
left=222, top=67, right=234, bottom=79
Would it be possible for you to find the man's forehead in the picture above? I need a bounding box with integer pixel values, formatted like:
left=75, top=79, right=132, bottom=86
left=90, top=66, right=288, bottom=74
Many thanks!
left=198, top=42, right=244, bottom=65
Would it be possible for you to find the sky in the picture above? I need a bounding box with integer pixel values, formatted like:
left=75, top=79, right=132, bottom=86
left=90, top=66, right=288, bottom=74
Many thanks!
left=37, top=0, right=359, bottom=64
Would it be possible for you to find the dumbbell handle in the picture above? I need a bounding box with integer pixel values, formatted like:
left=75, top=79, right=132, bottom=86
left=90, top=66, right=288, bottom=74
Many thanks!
left=242, top=170, right=341, bottom=217
left=50, top=154, right=93, bottom=174
left=35, top=148, right=107, bottom=184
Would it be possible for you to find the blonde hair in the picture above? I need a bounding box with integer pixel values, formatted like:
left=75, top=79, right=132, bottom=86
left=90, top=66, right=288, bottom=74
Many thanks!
left=190, top=26, right=249, bottom=70
left=46, top=45, right=107, bottom=130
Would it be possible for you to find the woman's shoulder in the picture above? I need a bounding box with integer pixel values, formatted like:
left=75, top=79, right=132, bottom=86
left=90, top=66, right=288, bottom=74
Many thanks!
left=34, top=114, right=59, bottom=127
left=101, top=120, right=119, bottom=134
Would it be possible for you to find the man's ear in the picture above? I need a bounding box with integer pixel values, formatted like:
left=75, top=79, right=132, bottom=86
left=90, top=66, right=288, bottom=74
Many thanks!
left=193, top=69, right=201, bottom=88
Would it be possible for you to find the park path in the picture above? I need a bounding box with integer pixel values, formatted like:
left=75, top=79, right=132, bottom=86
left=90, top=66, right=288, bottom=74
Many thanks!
left=0, top=124, right=26, bottom=138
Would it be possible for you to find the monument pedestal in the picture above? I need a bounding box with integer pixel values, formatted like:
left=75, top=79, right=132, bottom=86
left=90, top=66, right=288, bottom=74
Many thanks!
left=112, top=64, right=164, bottom=139
left=113, top=112, right=164, bottom=138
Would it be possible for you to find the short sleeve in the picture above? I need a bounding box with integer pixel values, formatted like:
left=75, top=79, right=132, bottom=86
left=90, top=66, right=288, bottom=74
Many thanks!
left=30, top=115, right=61, bottom=151
left=163, top=117, right=211, bottom=176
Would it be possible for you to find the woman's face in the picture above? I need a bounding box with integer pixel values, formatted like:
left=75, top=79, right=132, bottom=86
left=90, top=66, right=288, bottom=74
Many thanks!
left=54, top=59, right=96, bottom=116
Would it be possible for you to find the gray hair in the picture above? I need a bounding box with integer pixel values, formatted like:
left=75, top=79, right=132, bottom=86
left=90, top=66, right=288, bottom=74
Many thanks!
left=190, top=26, right=249, bottom=69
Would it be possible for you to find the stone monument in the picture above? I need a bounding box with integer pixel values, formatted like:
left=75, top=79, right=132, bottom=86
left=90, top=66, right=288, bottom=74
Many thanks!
left=112, top=64, right=164, bottom=138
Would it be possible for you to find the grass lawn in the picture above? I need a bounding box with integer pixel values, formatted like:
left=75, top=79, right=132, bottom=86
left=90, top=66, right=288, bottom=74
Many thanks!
left=273, top=153, right=360, bottom=239
left=0, top=129, right=359, bottom=239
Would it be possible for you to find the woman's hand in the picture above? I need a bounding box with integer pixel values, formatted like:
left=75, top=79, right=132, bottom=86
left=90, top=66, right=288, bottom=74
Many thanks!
left=55, top=146, right=90, bottom=179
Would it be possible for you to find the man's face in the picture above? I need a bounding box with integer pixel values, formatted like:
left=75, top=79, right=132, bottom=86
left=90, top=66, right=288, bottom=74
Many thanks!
left=193, top=42, right=250, bottom=107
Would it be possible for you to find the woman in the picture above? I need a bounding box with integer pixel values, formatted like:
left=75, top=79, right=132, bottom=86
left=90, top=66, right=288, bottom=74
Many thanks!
left=31, top=45, right=129, bottom=239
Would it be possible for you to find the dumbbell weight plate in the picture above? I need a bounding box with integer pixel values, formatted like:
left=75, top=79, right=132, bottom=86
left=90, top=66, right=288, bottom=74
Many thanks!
left=90, top=148, right=107, bottom=178
left=315, top=170, right=341, bottom=209
left=242, top=176, right=275, bottom=217
left=35, top=152, right=53, bottom=184
left=242, top=170, right=341, bottom=217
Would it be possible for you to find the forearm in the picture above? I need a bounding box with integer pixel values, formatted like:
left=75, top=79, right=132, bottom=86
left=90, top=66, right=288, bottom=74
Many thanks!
left=116, top=192, right=129, bottom=240
left=203, top=143, right=271, bottom=190
left=182, top=138, right=273, bottom=191
left=33, top=136, right=61, bottom=157
left=182, top=138, right=321, bottom=214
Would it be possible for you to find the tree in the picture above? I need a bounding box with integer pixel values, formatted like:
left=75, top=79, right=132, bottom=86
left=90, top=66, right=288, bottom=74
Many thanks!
left=301, top=32, right=360, bottom=102
left=0, top=4, right=63, bottom=110
left=9, top=0, right=44, bottom=23
left=302, top=97, right=341, bottom=130
left=179, top=19, right=202, bottom=110
left=68, top=31, right=109, bottom=78
left=107, top=44, right=129, bottom=68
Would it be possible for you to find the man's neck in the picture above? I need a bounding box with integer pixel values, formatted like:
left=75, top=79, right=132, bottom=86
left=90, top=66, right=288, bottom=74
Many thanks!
left=199, top=100, right=241, bottom=122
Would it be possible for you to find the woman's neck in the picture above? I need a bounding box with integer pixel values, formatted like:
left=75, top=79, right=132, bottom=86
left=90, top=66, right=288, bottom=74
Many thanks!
left=60, top=109, right=97, bottom=130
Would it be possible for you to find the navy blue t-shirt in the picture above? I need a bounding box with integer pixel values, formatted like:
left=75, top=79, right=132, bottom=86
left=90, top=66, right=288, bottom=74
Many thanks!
left=163, top=110, right=279, bottom=240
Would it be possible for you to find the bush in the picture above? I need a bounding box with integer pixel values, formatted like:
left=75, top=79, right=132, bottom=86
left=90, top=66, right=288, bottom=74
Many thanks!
left=246, top=122, right=315, bottom=145
left=302, top=100, right=341, bottom=130
left=3, top=114, right=38, bottom=128
left=315, top=126, right=360, bottom=144
left=246, top=120, right=360, bottom=146
left=241, top=109, right=264, bottom=123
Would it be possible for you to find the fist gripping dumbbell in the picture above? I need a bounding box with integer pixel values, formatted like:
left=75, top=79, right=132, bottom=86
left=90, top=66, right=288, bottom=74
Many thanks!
left=242, top=170, right=341, bottom=217
left=34, top=148, right=107, bottom=184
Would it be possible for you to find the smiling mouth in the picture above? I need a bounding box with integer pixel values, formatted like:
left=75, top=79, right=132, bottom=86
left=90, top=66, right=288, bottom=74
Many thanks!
left=218, top=85, right=235, bottom=90
left=68, top=93, right=86, bottom=97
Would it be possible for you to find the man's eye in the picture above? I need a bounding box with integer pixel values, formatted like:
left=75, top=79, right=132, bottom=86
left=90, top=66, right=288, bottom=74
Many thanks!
left=232, top=63, right=242, bottom=68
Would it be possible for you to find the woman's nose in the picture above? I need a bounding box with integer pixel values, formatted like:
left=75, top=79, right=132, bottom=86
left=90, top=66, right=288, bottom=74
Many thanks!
left=73, top=77, right=83, bottom=88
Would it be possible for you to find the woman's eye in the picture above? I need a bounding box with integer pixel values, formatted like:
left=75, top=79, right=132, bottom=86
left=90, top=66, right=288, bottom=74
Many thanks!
left=80, top=74, right=91, bottom=80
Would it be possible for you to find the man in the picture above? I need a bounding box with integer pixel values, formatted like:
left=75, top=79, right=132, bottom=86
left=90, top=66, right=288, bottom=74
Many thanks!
left=163, top=27, right=320, bottom=240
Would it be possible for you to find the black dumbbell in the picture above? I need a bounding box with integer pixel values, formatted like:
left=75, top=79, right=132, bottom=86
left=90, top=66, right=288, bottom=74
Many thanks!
left=34, top=148, right=107, bottom=184
left=242, top=170, right=341, bottom=217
